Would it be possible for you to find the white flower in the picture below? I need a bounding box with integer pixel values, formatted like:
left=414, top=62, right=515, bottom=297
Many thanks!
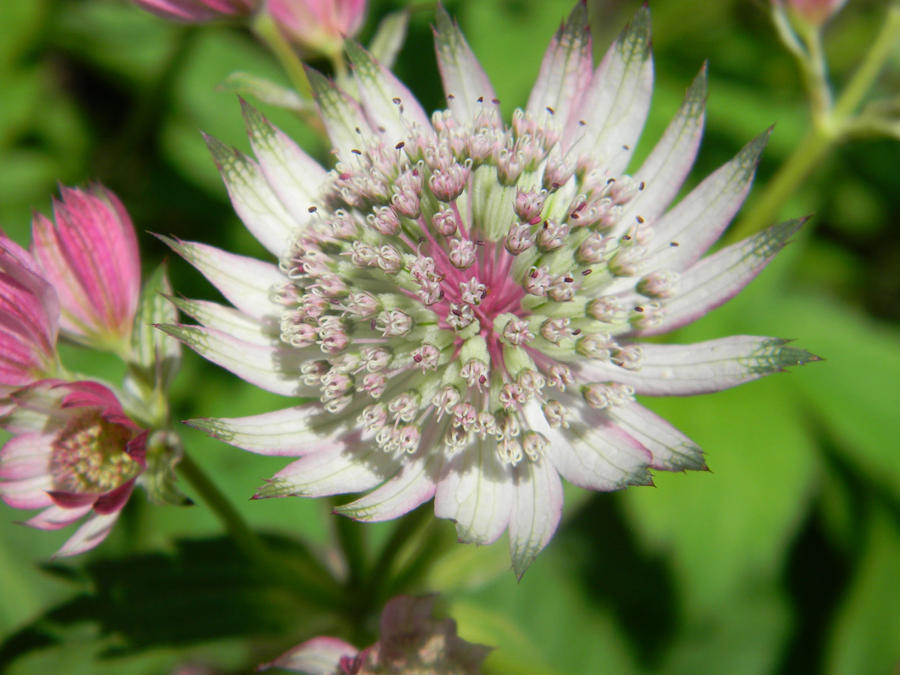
left=161, top=4, right=817, bottom=576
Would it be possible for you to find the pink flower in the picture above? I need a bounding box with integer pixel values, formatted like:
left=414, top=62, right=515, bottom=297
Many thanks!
left=261, top=595, right=491, bottom=674
left=267, top=0, right=367, bottom=57
left=777, top=0, right=847, bottom=25
left=132, top=0, right=260, bottom=22
left=0, top=380, right=147, bottom=556
left=0, top=235, right=60, bottom=395
left=31, top=185, right=141, bottom=351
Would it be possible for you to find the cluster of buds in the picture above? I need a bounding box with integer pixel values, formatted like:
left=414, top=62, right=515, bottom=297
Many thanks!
left=0, top=186, right=181, bottom=555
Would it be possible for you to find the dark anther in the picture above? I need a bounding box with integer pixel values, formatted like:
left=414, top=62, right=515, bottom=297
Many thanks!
left=308, top=206, right=318, bottom=213
left=392, top=97, right=401, bottom=104
left=636, top=215, right=645, bottom=223
left=492, top=98, right=500, bottom=104
left=477, top=96, right=484, bottom=103
left=582, top=269, right=592, bottom=276
left=546, top=106, right=555, bottom=114
left=670, top=241, right=680, bottom=247
left=395, top=141, right=405, bottom=150
left=634, top=306, right=644, bottom=312
left=351, top=148, right=362, bottom=155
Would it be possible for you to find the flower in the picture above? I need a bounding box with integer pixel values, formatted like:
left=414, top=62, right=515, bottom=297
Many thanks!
left=268, top=0, right=367, bottom=58
left=779, top=0, right=847, bottom=26
left=164, top=4, right=818, bottom=575
left=132, top=0, right=259, bottom=22
left=0, top=234, right=61, bottom=396
left=30, top=185, right=141, bottom=352
left=0, top=380, right=147, bottom=556
left=261, top=595, right=491, bottom=674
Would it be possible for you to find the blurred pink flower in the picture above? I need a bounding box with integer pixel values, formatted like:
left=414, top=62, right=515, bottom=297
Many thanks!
left=31, top=185, right=141, bottom=351
left=262, top=595, right=491, bottom=674
left=133, top=0, right=260, bottom=22
left=268, top=0, right=367, bottom=57
left=0, top=235, right=60, bottom=395
left=778, top=0, right=847, bottom=25
left=0, top=380, right=147, bottom=556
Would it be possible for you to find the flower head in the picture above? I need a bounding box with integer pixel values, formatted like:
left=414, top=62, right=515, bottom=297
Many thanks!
left=261, top=595, right=490, bottom=674
left=268, top=0, right=367, bottom=58
left=31, top=185, right=141, bottom=352
left=0, top=235, right=60, bottom=395
left=132, top=0, right=259, bottom=22
left=166, top=4, right=818, bottom=575
left=0, top=380, right=146, bottom=556
left=778, top=0, right=847, bottom=26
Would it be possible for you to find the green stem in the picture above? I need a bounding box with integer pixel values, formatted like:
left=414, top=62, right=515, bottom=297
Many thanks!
left=178, top=453, right=342, bottom=606
left=178, top=453, right=270, bottom=559
left=832, top=5, right=900, bottom=121
left=368, top=505, right=432, bottom=600
left=726, top=126, right=831, bottom=243
left=252, top=13, right=313, bottom=100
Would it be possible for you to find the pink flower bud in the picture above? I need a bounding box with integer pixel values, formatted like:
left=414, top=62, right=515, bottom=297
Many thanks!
left=778, top=0, right=847, bottom=25
left=133, top=0, right=259, bottom=22
left=30, top=185, right=141, bottom=349
left=267, top=0, right=367, bottom=58
left=0, top=235, right=60, bottom=390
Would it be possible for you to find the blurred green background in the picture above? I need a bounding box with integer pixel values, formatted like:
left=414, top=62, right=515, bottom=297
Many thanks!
left=0, top=0, right=898, bottom=673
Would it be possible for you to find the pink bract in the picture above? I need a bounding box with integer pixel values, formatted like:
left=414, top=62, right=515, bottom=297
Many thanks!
left=0, top=234, right=60, bottom=395
left=0, top=379, right=147, bottom=557
left=133, top=0, right=259, bottom=22
left=268, top=0, right=367, bottom=57
left=31, top=185, right=141, bottom=350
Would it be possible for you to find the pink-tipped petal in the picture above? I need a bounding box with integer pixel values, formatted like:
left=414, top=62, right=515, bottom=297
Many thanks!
left=337, top=451, right=439, bottom=522
left=54, top=511, right=120, bottom=557
left=307, top=68, right=377, bottom=160
left=0, top=433, right=52, bottom=479
left=26, top=503, right=93, bottom=531
left=261, top=636, right=358, bottom=674
left=133, top=0, right=258, bottom=22
left=607, top=402, right=706, bottom=471
left=526, top=2, right=593, bottom=129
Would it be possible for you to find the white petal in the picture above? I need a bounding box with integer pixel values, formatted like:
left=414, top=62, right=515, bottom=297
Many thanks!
left=607, top=402, right=706, bottom=471
left=526, top=3, right=593, bottom=129
left=258, top=438, right=400, bottom=498
left=205, top=134, right=299, bottom=259
left=337, top=450, right=440, bottom=522
left=433, top=6, right=501, bottom=125
left=345, top=41, right=432, bottom=147
left=186, top=404, right=341, bottom=456
left=617, top=64, right=707, bottom=227
left=647, top=129, right=770, bottom=269
left=508, top=456, right=563, bottom=579
left=435, top=437, right=514, bottom=546
left=242, top=101, right=327, bottom=223
left=158, top=324, right=313, bottom=397
left=639, top=219, right=804, bottom=336
left=158, top=236, right=283, bottom=321
left=577, top=335, right=820, bottom=395
left=55, top=511, right=119, bottom=557
left=564, top=6, right=653, bottom=176
left=168, top=297, right=279, bottom=346
left=307, top=68, right=376, bottom=159
left=548, top=404, right=652, bottom=490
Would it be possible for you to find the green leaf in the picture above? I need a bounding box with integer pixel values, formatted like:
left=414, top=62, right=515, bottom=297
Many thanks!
left=744, top=292, right=900, bottom=496
left=622, top=374, right=817, bottom=612
left=825, top=506, right=900, bottom=675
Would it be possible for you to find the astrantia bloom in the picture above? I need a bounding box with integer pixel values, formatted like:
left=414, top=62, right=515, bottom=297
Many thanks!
left=0, top=380, right=146, bottom=556
left=133, top=0, right=259, bottom=22
left=261, top=595, right=490, bottom=674
left=0, top=235, right=61, bottom=396
left=165, top=5, right=817, bottom=574
left=31, top=185, right=141, bottom=352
